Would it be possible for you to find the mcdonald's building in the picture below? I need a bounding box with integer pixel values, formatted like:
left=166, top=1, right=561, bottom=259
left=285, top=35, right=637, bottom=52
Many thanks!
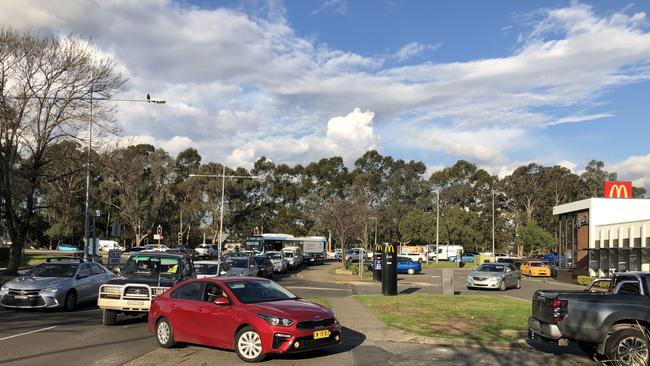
left=553, top=182, right=650, bottom=277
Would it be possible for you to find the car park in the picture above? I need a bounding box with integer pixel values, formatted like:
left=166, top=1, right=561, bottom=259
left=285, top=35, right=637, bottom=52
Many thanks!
left=252, top=255, right=275, bottom=279
left=520, top=261, right=552, bottom=277
left=226, top=257, right=259, bottom=277
left=148, top=277, right=341, bottom=362
left=0, top=257, right=114, bottom=310
left=396, top=256, right=422, bottom=275
left=97, top=252, right=196, bottom=325
left=266, top=251, right=288, bottom=273
left=194, top=260, right=231, bottom=279
left=466, top=263, right=521, bottom=291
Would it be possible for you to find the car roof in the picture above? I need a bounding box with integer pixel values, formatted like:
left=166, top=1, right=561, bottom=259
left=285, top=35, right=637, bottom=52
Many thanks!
left=129, top=252, right=188, bottom=259
left=193, top=260, right=223, bottom=264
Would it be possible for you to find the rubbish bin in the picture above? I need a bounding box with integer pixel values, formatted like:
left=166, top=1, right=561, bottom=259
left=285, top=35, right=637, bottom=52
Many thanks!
left=382, top=243, right=397, bottom=296
left=373, top=244, right=382, bottom=282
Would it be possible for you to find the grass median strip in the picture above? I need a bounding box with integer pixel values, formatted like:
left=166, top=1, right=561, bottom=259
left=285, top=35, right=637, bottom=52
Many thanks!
left=355, top=294, right=530, bottom=342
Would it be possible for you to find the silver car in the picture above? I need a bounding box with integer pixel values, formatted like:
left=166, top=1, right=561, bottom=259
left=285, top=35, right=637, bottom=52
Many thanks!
left=266, top=251, right=287, bottom=273
left=225, top=257, right=259, bottom=277
left=466, top=263, right=521, bottom=291
left=0, top=258, right=114, bottom=310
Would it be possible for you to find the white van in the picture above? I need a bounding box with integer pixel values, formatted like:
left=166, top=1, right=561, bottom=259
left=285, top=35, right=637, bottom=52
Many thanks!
left=282, top=246, right=303, bottom=269
left=99, top=240, right=124, bottom=251
left=431, top=245, right=464, bottom=261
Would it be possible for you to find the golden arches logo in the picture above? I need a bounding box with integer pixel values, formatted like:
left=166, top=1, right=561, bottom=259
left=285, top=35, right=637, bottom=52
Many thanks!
left=609, top=184, right=629, bottom=198
left=384, top=244, right=395, bottom=253
left=375, top=244, right=383, bottom=252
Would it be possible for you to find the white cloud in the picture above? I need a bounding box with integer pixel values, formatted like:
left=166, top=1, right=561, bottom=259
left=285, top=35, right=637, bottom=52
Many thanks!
left=610, top=154, right=650, bottom=191
left=394, top=41, right=441, bottom=62
left=312, top=0, right=348, bottom=15
left=2, top=2, right=650, bottom=169
left=556, top=160, right=577, bottom=172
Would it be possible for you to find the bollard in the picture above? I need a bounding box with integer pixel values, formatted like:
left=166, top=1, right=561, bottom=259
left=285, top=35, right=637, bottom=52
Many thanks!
left=441, top=268, right=455, bottom=295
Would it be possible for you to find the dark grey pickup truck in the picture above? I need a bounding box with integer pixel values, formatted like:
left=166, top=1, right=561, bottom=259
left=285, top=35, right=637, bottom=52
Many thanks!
left=529, top=272, right=650, bottom=366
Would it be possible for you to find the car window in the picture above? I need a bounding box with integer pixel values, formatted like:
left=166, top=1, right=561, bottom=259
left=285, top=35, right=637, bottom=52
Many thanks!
left=29, top=263, right=79, bottom=277
left=476, top=264, right=505, bottom=272
left=220, top=263, right=230, bottom=273
left=171, top=282, right=204, bottom=301
left=90, top=263, right=105, bottom=275
left=508, top=265, right=517, bottom=272
left=78, top=264, right=92, bottom=278
left=196, top=263, right=219, bottom=275
left=617, top=281, right=641, bottom=295
left=226, top=280, right=296, bottom=304
left=203, top=283, right=226, bottom=302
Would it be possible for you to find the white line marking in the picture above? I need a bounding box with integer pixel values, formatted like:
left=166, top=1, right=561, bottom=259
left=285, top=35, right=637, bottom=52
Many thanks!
left=0, top=326, right=58, bottom=341
left=287, top=286, right=349, bottom=292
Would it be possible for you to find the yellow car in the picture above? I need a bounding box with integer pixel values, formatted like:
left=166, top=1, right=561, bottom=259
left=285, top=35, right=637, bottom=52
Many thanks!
left=520, top=261, right=552, bottom=277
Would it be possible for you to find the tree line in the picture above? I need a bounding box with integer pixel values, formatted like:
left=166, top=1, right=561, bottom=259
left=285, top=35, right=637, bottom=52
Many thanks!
left=0, top=28, right=645, bottom=274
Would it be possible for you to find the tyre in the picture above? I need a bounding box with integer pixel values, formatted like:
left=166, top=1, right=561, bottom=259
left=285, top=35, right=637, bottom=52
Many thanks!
left=235, top=326, right=265, bottom=362
left=606, top=327, right=650, bottom=366
left=499, top=280, right=507, bottom=291
left=102, top=309, right=117, bottom=326
left=407, top=268, right=415, bottom=275
left=63, top=290, right=77, bottom=311
left=515, top=279, right=521, bottom=289
left=155, top=318, right=177, bottom=348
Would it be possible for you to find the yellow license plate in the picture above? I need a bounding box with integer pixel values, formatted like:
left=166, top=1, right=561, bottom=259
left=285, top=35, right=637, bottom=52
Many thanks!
left=313, top=330, right=331, bottom=339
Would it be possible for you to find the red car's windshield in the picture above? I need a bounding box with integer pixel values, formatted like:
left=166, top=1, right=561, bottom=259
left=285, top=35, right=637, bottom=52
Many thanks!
left=226, top=280, right=297, bottom=304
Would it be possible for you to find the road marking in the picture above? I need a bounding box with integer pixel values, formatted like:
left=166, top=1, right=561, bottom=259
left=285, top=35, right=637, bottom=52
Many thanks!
left=0, top=326, right=58, bottom=341
left=287, top=286, right=349, bottom=292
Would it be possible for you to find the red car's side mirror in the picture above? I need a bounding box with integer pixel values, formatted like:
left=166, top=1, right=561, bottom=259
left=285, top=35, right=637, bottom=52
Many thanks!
left=214, top=297, right=230, bottom=306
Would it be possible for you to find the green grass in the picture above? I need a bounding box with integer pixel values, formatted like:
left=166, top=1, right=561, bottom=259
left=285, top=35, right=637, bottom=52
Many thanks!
left=422, top=261, right=477, bottom=270
left=305, top=296, right=331, bottom=308
left=355, top=294, right=530, bottom=342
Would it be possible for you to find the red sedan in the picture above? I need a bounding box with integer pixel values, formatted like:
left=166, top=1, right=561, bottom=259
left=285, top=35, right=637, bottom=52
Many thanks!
left=147, top=277, right=341, bottom=362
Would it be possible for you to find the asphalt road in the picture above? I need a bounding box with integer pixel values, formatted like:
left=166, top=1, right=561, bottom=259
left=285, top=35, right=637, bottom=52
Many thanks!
left=0, top=262, right=595, bottom=366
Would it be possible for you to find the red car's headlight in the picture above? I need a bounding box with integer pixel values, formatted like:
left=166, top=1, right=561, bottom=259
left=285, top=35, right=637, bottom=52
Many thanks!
left=258, top=313, right=294, bottom=327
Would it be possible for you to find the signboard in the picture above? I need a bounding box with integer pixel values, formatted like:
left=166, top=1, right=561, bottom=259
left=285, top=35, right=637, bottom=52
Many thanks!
left=108, top=249, right=122, bottom=267
left=604, top=181, right=632, bottom=199
left=153, top=234, right=163, bottom=240
left=400, top=245, right=427, bottom=256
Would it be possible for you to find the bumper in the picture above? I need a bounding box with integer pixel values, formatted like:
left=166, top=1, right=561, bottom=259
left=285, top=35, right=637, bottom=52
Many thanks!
left=0, top=293, right=64, bottom=309
left=272, top=263, right=284, bottom=272
left=97, top=297, right=151, bottom=312
left=528, top=316, right=562, bottom=341
left=530, top=271, right=551, bottom=277
left=267, top=324, right=342, bottom=354
left=466, top=278, right=501, bottom=289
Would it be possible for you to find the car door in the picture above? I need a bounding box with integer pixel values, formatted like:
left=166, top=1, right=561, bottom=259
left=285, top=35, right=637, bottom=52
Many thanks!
left=168, top=281, right=205, bottom=344
left=88, top=264, right=106, bottom=300
left=75, top=264, right=95, bottom=302
left=193, top=282, right=236, bottom=348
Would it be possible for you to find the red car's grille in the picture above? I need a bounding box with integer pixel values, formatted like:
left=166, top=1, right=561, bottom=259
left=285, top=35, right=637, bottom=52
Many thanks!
left=296, top=318, right=335, bottom=329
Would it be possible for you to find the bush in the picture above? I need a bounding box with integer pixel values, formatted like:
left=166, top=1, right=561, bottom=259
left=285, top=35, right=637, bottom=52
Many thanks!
left=577, top=275, right=591, bottom=286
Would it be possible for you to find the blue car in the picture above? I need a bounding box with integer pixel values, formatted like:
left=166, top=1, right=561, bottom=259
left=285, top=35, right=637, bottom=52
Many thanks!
left=56, top=244, right=80, bottom=251
left=397, top=256, right=421, bottom=275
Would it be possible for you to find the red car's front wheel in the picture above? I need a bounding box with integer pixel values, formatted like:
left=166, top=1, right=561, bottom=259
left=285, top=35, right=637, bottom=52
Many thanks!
left=235, top=326, right=265, bottom=362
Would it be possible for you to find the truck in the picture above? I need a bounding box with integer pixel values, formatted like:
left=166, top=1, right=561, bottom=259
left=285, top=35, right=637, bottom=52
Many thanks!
left=99, top=240, right=124, bottom=251
left=97, top=252, right=196, bottom=325
left=400, top=245, right=428, bottom=263
left=528, top=272, right=650, bottom=365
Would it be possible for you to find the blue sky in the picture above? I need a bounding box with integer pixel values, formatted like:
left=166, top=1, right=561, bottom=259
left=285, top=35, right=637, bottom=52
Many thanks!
left=2, top=0, right=650, bottom=186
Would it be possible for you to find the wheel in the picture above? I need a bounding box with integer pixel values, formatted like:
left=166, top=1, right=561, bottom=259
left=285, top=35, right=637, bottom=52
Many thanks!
left=515, top=279, right=521, bottom=289
left=499, top=280, right=507, bottom=291
left=407, top=268, right=415, bottom=275
left=63, top=290, right=77, bottom=311
left=235, top=326, right=265, bottom=362
left=102, top=309, right=117, bottom=326
left=155, top=318, right=177, bottom=348
left=606, top=327, right=650, bottom=366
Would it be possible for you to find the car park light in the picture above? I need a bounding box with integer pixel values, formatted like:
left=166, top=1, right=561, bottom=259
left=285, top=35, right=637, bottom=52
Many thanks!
left=0, top=285, right=7, bottom=293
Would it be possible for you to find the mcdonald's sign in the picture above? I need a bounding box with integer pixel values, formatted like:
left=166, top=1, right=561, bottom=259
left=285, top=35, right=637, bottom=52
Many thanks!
left=604, top=181, right=632, bottom=199
left=384, top=244, right=395, bottom=253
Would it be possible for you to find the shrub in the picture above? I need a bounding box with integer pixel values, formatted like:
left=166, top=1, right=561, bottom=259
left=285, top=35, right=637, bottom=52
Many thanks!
left=577, top=275, right=591, bottom=286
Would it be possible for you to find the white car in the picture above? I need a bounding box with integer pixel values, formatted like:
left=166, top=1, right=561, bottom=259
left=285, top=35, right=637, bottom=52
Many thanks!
left=140, top=244, right=170, bottom=252
left=266, top=251, right=288, bottom=273
left=195, top=244, right=217, bottom=258
left=194, top=260, right=231, bottom=279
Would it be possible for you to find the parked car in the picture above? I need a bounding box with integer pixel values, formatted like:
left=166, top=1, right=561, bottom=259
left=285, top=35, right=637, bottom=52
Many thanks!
left=334, top=248, right=343, bottom=261
left=304, top=252, right=325, bottom=265
left=0, top=257, right=113, bottom=310
left=252, top=255, right=274, bottom=279
left=397, top=256, right=422, bottom=275
left=195, top=244, right=217, bottom=259
left=266, top=251, right=288, bottom=273
left=97, top=252, right=196, bottom=325
left=140, top=244, right=171, bottom=252
left=344, top=248, right=367, bottom=264
left=99, top=240, right=124, bottom=251
left=225, top=257, right=259, bottom=277
left=466, top=263, right=521, bottom=291
left=148, top=277, right=341, bottom=362
left=460, top=252, right=478, bottom=263
left=194, top=260, right=231, bottom=279
left=56, top=243, right=80, bottom=251
left=529, top=272, right=650, bottom=365
left=520, top=261, right=552, bottom=277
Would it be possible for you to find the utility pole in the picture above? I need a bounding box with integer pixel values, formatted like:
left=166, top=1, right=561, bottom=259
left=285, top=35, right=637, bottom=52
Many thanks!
left=435, top=190, right=440, bottom=263
left=492, top=189, right=495, bottom=263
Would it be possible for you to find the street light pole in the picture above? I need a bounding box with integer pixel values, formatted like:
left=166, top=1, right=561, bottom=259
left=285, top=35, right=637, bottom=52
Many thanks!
left=436, top=190, right=439, bottom=263
left=492, top=189, right=495, bottom=263
left=189, top=171, right=259, bottom=259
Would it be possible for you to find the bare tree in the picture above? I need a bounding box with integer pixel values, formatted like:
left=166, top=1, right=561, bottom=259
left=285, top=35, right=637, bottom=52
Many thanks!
left=0, top=28, right=126, bottom=274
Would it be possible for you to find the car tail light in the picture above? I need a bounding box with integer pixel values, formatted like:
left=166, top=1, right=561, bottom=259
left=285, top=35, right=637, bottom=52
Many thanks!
left=551, top=299, right=568, bottom=323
